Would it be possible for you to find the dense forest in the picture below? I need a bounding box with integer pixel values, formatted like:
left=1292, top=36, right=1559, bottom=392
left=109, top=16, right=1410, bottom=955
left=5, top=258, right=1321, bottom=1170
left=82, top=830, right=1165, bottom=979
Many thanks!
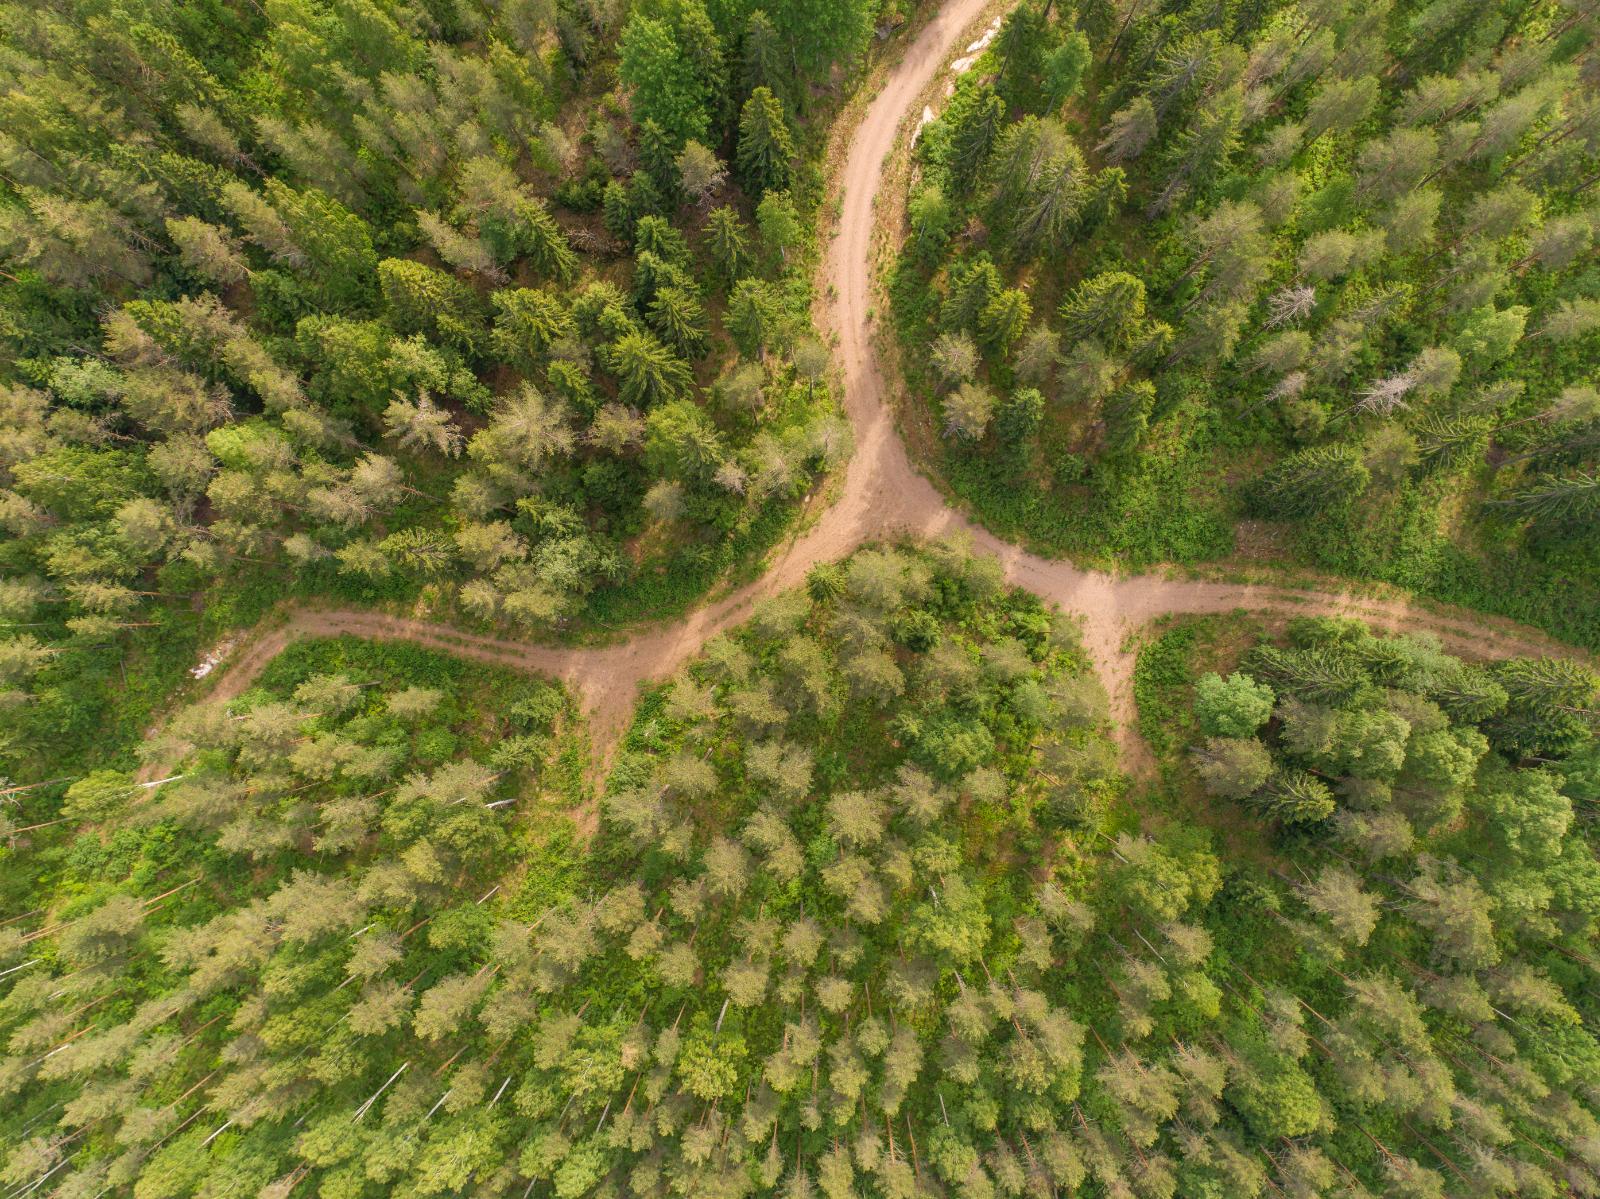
left=4, top=541, right=1599, bottom=1196
left=0, top=0, right=894, bottom=780
left=893, top=0, right=1600, bottom=647
left=6, top=0, right=1600, bottom=1195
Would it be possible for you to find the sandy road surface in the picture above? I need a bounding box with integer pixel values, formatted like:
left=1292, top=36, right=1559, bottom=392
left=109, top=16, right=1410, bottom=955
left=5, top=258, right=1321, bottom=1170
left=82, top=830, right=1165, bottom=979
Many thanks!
left=158, top=0, right=1583, bottom=783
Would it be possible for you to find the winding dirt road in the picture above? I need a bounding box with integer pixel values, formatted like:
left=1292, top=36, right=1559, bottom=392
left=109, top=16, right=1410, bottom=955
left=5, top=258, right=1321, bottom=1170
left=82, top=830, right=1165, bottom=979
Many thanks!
left=179, top=0, right=1581, bottom=773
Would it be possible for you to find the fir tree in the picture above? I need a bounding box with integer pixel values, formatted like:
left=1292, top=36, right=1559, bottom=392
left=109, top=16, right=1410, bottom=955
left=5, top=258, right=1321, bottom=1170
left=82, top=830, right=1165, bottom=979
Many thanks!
left=736, top=87, right=796, bottom=196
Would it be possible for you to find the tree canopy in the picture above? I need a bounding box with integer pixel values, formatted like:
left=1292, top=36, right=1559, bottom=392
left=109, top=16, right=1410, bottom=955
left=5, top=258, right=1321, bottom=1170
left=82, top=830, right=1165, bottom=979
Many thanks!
left=895, top=0, right=1600, bottom=651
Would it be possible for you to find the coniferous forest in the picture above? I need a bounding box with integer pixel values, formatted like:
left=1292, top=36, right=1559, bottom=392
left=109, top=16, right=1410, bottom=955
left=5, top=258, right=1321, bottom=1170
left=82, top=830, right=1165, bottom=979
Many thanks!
left=0, top=0, right=871, bottom=777
left=2, top=1, right=1600, bottom=1198
left=896, top=0, right=1600, bottom=647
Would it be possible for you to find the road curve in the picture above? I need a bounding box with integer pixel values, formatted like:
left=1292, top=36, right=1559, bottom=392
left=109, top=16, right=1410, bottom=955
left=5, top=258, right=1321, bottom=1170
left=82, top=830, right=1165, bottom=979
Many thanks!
left=168, top=0, right=1583, bottom=778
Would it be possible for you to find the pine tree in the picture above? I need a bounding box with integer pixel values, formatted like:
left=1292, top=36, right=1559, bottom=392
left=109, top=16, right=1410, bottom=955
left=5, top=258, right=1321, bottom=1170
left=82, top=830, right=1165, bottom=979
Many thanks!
left=756, top=190, right=802, bottom=265
left=377, top=258, right=484, bottom=355
left=607, top=331, right=695, bottom=408
left=415, top=210, right=502, bottom=279
left=638, top=118, right=683, bottom=201
left=646, top=399, right=727, bottom=479
left=1539, top=297, right=1600, bottom=342
left=1059, top=272, right=1147, bottom=348
left=906, top=184, right=953, bottom=265
left=166, top=216, right=248, bottom=285
left=676, top=140, right=727, bottom=206
left=468, top=384, right=575, bottom=482
left=1247, top=444, right=1370, bottom=519
left=455, top=157, right=576, bottom=282
left=931, top=330, right=979, bottom=387
left=729, top=278, right=783, bottom=358
left=491, top=287, right=574, bottom=368
left=1167, top=87, right=1243, bottom=204
left=741, top=10, right=787, bottom=107
left=1249, top=767, right=1335, bottom=825
left=948, top=85, right=1006, bottom=195
left=762, top=0, right=874, bottom=83
left=703, top=205, right=751, bottom=283
left=1415, top=413, right=1488, bottom=475
left=649, top=286, right=710, bottom=359
left=1243, top=645, right=1369, bottom=706
left=1096, top=97, right=1158, bottom=164
left=979, top=288, right=1031, bottom=351
left=382, top=393, right=462, bottom=457
left=942, top=382, right=995, bottom=441
left=1101, top=380, right=1155, bottom=459
left=1489, top=656, right=1598, bottom=756
left=988, top=116, right=1087, bottom=259
left=996, top=387, right=1045, bottom=443
left=737, top=87, right=796, bottom=196
left=1192, top=736, right=1273, bottom=799
left=1304, top=75, right=1380, bottom=140
left=1495, top=471, right=1600, bottom=529
left=993, top=1, right=1052, bottom=113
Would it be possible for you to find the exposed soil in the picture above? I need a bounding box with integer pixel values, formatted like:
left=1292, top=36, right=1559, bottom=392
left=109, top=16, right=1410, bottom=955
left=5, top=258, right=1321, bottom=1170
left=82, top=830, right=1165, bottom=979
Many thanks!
left=153, top=0, right=1588, bottom=794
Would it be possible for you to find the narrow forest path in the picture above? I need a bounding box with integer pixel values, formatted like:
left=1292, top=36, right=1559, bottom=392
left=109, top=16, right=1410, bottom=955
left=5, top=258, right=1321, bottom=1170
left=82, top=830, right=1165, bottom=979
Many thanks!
left=167, top=0, right=1583, bottom=781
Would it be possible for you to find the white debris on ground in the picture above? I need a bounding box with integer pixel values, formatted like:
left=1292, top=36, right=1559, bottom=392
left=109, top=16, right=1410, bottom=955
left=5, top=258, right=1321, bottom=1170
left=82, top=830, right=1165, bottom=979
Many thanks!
left=949, top=17, right=1000, bottom=75
left=912, top=16, right=1002, bottom=144
left=190, top=638, right=235, bottom=680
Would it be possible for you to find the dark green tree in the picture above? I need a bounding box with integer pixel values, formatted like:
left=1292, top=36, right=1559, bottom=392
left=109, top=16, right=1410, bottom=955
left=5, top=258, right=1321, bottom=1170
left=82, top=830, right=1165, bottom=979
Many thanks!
left=1490, top=657, right=1598, bottom=758
left=649, top=286, right=710, bottom=359
left=741, top=9, right=787, bottom=106
left=1495, top=472, right=1600, bottom=531
left=606, top=331, right=695, bottom=408
left=987, top=116, right=1087, bottom=259
left=703, top=204, right=751, bottom=283
left=377, top=259, right=484, bottom=356
left=736, top=87, right=796, bottom=196
left=1059, top=271, right=1147, bottom=348
left=947, top=84, right=1006, bottom=196
left=646, top=398, right=727, bottom=479
left=1249, top=767, right=1336, bottom=825
left=1101, top=380, right=1155, bottom=459
left=1247, top=445, right=1371, bottom=519
left=996, top=387, right=1045, bottom=443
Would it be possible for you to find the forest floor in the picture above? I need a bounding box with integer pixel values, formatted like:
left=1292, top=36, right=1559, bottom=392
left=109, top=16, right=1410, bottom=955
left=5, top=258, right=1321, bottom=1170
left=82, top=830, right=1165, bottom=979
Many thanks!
left=153, top=0, right=1589, bottom=792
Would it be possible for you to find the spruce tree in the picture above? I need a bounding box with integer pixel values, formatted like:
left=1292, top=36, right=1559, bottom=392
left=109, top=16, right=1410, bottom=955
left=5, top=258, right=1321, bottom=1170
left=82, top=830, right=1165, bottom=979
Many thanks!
left=736, top=87, right=796, bottom=196
left=1247, top=444, right=1371, bottom=519
left=1250, top=767, right=1336, bottom=825
left=703, top=204, right=751, bottom=283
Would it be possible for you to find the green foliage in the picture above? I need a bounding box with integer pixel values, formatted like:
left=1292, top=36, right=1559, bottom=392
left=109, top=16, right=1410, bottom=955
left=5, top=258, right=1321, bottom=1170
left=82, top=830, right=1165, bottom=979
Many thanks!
left=0, top=0, right=855, bottom=771
left=893, top=0, right=1600, bottom=646
left=620, top=12, right=716, bottom=151
left=1248, top=445, right=1371, bottom=519
left=1134, top=612, right=1600, bottom=1185
left=0, top=543, right=1123, bottom=1196
left=0, top=636, right=569, bottom=1194
left=378, top=257, right=485, bottom=356
left=1194, top=671, right=1274, bottom=738
left=736, top=87, right=796, bottom=197
left=715, top=0, right=876, bottom=83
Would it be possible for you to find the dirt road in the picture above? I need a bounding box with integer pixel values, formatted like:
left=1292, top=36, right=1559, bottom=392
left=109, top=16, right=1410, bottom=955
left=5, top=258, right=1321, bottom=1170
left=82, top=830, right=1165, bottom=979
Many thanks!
left=170, top=0, right=1582, bottom=777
